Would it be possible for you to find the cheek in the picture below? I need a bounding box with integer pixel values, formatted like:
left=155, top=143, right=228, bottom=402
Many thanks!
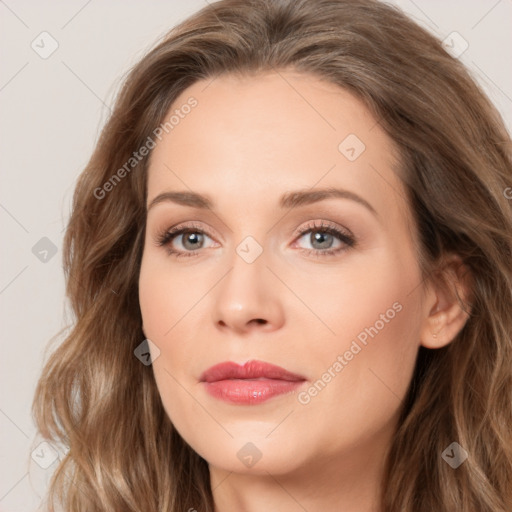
left=138, top=251, right=214, bottom=429
left=138, top=259, right=196, bottom=442
left=286, top=239, right=421, bottom=352
left=138, top=251, right=208, bottom=337
left=293, top=251, right=423, bottom=447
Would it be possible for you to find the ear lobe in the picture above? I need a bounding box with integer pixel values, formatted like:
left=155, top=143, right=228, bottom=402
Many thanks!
left=420, top=256, right=473, bottom=349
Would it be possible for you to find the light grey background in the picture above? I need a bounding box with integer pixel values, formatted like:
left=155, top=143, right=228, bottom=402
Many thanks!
left=1, top=1, right=511, bottom=510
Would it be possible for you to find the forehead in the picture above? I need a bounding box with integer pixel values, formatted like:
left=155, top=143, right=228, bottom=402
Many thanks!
left=146, top=71, right=406, bottom=220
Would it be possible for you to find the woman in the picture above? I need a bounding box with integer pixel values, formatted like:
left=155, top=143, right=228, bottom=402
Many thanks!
left=33, top=0, right=512, bottom=510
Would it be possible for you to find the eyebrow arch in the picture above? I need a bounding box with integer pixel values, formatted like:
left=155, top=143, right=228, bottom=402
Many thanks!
left=147, top=187, right=377, bottom=216
left=280, top=187, right=377, bottom=216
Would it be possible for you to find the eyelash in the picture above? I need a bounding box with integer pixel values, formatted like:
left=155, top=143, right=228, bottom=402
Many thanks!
left=155, top=220, right=356, bottom=259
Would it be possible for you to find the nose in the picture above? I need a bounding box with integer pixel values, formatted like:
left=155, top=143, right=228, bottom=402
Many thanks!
left=212, top=249, right=285, bottom=335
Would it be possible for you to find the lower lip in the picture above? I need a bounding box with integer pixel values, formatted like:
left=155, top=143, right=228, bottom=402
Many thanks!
left=203, top=379, right=305, bottom=405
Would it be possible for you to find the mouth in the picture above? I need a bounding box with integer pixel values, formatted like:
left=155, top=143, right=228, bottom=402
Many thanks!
left=199, top=360, right=307, bottom=405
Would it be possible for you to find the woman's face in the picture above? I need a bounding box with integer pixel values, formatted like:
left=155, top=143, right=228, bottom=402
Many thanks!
left=138, top=71, right=432, bottom=479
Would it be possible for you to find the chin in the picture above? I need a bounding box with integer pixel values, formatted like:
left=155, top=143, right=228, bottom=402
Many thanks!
left=191, top=433, right=307, bottom=476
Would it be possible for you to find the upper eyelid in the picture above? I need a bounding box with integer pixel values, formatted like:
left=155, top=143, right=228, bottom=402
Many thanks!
left=167, top=222, right=215, bottom=237
left=163, top=219, right=348, bottom=234
left=161, top=220, right=353, bottom=246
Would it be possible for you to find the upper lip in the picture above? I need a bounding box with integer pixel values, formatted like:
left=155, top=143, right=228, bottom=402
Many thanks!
left=200, top=360, right=306, bottom=383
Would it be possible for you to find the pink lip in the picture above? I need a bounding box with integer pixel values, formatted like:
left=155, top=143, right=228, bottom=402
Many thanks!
left=200, top=360, right=306, bottom=405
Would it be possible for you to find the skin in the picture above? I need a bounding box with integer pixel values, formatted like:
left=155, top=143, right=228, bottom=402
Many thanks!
left=138, top=71, right=471, bottom=512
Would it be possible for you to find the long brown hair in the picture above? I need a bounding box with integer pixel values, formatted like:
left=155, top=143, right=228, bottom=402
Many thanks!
left=33, top=0, right=512, bottom=510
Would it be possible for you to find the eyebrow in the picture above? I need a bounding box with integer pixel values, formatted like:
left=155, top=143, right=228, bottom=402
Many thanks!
left=147, top=187, right=377, bottom=216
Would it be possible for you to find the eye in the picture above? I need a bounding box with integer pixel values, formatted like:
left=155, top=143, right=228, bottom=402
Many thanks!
left=156, top=223, right=217, bottom=258
left=155, top=220, right=356, bottom=259
left=293, top=220, right=355, bottom=257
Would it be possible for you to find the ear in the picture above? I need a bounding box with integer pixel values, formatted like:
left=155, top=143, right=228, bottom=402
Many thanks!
left=420, top=254, right=473, bottom=349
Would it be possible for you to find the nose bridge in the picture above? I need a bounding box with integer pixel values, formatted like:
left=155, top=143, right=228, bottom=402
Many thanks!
left=227, top=242, right=266, bottom=298
left=212, top=238, right=284, bottom=332
left=220, top=241, right=268, bottom=310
